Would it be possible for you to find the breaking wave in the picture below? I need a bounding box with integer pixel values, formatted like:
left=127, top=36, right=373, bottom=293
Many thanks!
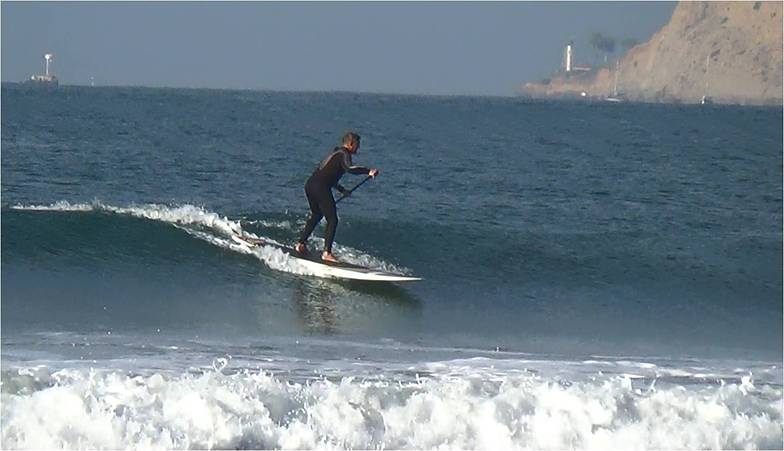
left=1, top=363, right=781, bottom=450
left=8, top=201, right=412, bottom=277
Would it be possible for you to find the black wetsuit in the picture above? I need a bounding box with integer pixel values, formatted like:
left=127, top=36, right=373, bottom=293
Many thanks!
left=297, top=146, right=369, bottom=253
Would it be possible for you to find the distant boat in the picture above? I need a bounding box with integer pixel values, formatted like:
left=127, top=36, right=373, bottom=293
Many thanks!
left=24, top=53, right=59, bottom=87
left=700, top=95, right=713, bottom=105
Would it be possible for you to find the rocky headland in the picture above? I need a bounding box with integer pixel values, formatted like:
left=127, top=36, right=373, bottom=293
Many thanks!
left=522, top=1, right=782, bottom=105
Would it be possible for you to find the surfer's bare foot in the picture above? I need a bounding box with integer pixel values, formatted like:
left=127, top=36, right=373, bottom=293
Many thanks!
left=321, top=251, right=338, bottom=262
left=295, top=242, right=307, bottom=254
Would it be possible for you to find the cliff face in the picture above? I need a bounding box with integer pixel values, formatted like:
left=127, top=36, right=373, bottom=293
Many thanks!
left=523, top=1, right=782, bottom=105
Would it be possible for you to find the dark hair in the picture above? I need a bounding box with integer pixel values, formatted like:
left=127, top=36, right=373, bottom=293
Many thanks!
left=342, top=132, right=361, bottom=147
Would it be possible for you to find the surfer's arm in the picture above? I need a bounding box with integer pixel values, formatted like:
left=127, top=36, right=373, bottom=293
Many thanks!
left=340, top=151, right=370, bottom=175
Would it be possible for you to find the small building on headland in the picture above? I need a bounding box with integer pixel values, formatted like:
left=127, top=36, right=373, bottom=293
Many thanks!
left=25, top=53, right=59, bottom=87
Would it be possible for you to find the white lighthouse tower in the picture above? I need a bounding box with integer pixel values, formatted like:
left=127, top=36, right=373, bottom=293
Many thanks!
left=563, top=42, right=573, bottom=73
left=44, top=53, right=53, bottom=76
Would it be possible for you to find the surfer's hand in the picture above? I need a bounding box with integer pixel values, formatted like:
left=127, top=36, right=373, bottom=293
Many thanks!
left=369, top=168, right=379, bottom=178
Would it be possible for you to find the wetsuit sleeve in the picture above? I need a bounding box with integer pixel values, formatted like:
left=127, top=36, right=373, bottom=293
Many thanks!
left=341, top=151, right=370, bottom=175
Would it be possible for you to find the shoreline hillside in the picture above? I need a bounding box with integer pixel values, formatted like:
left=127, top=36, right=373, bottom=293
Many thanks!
left=522, top=1, right=782, bottom=105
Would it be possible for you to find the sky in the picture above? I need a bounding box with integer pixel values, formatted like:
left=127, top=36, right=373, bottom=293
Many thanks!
left=2, top=1, right=676, bottom=96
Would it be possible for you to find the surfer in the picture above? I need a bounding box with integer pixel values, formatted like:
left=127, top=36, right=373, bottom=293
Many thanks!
left=295, top=132, right=379, bottom=262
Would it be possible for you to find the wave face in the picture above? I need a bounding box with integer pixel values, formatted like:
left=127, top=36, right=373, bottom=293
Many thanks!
left=4, top=198, right=781, bottom=359
left=2, top=86, right=782, bottom=449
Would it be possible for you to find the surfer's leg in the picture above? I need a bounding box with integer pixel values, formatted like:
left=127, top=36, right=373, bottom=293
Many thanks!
left=321, top=193, right=338, bottom=254
left=298, top=189, right=323, bottom=246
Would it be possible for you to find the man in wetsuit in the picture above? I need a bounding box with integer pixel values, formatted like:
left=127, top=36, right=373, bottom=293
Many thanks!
left=295, top=132, right=379, bottom=262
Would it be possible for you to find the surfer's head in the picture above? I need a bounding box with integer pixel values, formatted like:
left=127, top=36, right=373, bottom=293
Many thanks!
left=342, top=132, right=361, bottom=153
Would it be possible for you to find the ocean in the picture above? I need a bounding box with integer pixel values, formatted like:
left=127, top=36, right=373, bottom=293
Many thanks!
left=2, top=84, right=782, bottom=449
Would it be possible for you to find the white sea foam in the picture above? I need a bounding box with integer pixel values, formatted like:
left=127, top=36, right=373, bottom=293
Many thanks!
left=174, top=225, right=315, bottom=276
left=11, top=201, right=411, bottom=277
left=243, top=218, right=297, bottom=230
left=12, top=200, right=95, bottom=212
left=12, top=201, right=243, bottom=236
left=1, top=365, right=781, bottom=450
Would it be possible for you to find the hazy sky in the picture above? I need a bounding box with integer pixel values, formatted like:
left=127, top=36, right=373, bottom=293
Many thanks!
left=2, top=1, right=676, bottom=96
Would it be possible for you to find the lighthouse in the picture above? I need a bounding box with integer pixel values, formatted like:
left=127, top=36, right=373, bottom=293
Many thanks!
left=27, top=52, right=59, bottom=86
left=45, top=53, right=53, bottom=76
left=563, top=42, right=573, bottom=72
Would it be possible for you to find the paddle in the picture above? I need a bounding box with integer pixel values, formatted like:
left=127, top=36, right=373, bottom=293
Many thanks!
left=336, top=175, right=373, bottom=204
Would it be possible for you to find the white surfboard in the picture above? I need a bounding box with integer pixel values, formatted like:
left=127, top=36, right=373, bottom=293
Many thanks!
left=231, top=235, right=422, bottom=282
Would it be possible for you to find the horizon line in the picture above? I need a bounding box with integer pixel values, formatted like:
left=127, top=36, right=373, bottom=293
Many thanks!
left=0, top=80, right=525, bottom=100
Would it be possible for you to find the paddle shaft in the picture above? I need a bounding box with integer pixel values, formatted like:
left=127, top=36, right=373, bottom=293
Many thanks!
left=336, top=175, right=373, bottom=204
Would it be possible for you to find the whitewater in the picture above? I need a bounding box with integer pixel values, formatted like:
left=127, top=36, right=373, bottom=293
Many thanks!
left=3, top=349, right=781, bottom=449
